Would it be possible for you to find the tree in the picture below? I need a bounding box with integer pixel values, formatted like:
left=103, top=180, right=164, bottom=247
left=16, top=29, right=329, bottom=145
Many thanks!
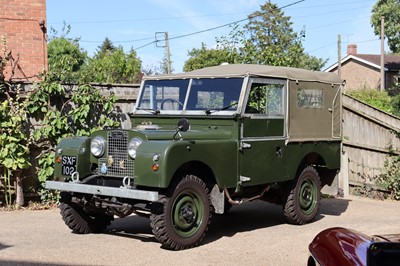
left=96, top=37, right=117, bottom=58
left=371, top=0, right=400, bottom=53
left=183, top=43, right=237, bottom=72
left=81, top=39, right=142, bottom=84
left=47, top=37, right=87, bottom=82
left=0, top=37, right=31, bottom=207
left=183, top=2, right=326, bottom=71
left=242, top=2, right=304, bottom=67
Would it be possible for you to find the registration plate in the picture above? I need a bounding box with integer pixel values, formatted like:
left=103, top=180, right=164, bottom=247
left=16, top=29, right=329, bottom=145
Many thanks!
left=62, top=156, right=77, bottom=176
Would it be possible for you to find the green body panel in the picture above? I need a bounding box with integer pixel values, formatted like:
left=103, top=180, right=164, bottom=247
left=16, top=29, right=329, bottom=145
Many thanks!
left=284, top=141, right=341, bottom=180
left=134, top=139, right=238, bottom=188
left=242, top=118, right=284, bottom=137
left=240, top=139, right=286, bottom=185
left=132, top=116, right=239, bottom=136
left=54, top=137, right=91, bottom=181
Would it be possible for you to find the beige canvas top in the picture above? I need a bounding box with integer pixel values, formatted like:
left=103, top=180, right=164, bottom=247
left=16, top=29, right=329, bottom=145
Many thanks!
left=144, top=64, right=343, bottom=85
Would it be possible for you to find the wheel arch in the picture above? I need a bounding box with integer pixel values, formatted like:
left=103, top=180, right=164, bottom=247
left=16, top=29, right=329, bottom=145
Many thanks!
left=294, top=152, right=338, bottom=187
left=170, top=160, right=217, bottom=190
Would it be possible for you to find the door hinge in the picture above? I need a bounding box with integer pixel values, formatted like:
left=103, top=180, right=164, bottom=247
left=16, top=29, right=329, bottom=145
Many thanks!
left=240, top=176, right=251, bottom=182
left=241, top=142, right=252, bottom=150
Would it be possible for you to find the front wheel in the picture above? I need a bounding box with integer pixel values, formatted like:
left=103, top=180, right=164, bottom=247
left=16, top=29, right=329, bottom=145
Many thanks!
left=60, top=202, right=113, bottom=234
left=283, top=166, right=321, bottom=225
left=150, top=175, right=212, bottom=250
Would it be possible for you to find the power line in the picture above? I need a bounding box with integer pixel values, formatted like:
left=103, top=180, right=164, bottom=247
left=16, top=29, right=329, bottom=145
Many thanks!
left=48, top=1, right=305, bottom=26
left=80, top=36, right=155, bottom=44
left=307, top=38, right=379, bottom=53
left=308, top=15, right=370, bottom=31
left=62, top=0, right=373, bottom=47
left=48, top=12, right=251, bottom=25
left=134, top=41, right=157, bottom=50
left=286, top=0, right=375, bottom=10
left=135, top=0, right=305, bottom=50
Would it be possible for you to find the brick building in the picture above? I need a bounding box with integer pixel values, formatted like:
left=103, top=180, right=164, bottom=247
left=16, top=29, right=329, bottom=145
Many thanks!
left=0, top=0, right=47, bottom=81
left=325, top=44, right=400, bottom=92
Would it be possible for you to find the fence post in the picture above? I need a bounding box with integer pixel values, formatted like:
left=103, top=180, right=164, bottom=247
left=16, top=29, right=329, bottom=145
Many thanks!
left=339, top=150, right=349, bottom=197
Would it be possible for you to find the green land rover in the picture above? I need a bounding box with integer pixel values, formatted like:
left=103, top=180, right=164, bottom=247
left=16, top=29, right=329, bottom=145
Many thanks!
left=46, top=64, right=343, bottom=250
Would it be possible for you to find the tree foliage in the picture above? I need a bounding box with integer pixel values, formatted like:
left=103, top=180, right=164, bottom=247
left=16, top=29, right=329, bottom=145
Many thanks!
left=82, top=47, right=142, bottom=84
left=242, top=2, right=304, bottom=66
left=48, top=34, right=142, bottom=84
left=184, top=2, right=326, bottom=71
left=184, top=43, right=236, bottom=72
left=371, top=0, right=400, bottom=53
left=0, top=37, right=32, bottom=206
left=80, top=38, right=142, bottom=84
left=47, top=37, right=87, bottom=82
left=347, top=89, right=399, bottom=115
left=0, top=35, right=121, bottom=206
left=96, top=37, right=117, bottom=58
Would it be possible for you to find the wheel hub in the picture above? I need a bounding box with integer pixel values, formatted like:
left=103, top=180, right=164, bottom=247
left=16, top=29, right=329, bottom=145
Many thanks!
left=180, top=203, right=195, bottom=223
left=299, top=179, right=316, bottom=212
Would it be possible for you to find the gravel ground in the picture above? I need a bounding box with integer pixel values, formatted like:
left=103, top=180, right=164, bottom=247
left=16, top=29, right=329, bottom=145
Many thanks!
left=1, top=195, right=400, bottom=266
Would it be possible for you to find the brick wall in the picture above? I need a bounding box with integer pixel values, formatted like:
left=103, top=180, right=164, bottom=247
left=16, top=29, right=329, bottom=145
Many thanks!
left=0, top=0, right=47, bottom=81
left=330, top=60, right=381, bottom=91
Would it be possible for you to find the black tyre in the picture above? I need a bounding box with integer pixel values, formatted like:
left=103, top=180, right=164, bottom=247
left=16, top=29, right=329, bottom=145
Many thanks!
left=60, top=202, right=113, bottom=234
left=150, top=175, right=212, bottom=250
left=283, top=166, right=321, bottom=225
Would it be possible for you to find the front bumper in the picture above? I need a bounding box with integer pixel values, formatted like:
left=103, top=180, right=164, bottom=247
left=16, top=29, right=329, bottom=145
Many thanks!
left=45, top=181, right=159, bottom=202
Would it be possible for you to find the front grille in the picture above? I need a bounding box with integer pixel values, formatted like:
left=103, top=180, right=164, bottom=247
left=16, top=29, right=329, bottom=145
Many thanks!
left=98, top=130, right=134, bottom=178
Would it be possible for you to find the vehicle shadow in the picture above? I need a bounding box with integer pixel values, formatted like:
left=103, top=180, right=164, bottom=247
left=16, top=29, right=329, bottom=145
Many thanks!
left=105, top=215, right=155, bottom=243
left=0, top=243, right=12, bottom=251
left=316, top=197, right=351, bottom=220
left=104, top=197, right=351, bottom=247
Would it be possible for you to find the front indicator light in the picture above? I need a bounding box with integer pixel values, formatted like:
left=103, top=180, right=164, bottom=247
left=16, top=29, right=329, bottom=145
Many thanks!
left=56, top=157, right=61, bottom=164
left=152, top=164, right=159, bottom=172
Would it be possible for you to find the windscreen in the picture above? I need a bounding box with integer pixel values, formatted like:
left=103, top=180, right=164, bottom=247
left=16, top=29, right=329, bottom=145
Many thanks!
left=137, top=78, right=243, bottom=113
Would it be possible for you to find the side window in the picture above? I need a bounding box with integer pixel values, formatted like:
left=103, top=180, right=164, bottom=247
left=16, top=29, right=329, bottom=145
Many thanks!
left=245, top=83, right=284, bottom=116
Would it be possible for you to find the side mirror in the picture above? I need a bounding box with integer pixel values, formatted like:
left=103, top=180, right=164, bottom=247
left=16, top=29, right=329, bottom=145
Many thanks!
left=177, top=118, right=190, bottom=132
left=173, top=118, right=190, bottom=140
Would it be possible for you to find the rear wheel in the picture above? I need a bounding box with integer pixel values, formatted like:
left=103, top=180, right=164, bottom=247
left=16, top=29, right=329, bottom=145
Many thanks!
left=60, top=202, right=113, bottom=234
left=283, top=166, right=321, bottom=225
left=150, top=175, right=212, bottom=250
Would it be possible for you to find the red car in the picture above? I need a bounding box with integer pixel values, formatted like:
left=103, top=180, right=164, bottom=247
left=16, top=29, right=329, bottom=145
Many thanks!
left=308, top=227, right=400, bottom=266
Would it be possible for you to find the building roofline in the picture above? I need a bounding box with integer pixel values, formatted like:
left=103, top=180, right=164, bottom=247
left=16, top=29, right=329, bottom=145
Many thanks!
left=324, top=55, right=388, bottom=72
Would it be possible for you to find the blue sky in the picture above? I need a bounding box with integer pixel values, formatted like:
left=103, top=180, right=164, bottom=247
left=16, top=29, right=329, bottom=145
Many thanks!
left=46, top=0, right=383, bottom=72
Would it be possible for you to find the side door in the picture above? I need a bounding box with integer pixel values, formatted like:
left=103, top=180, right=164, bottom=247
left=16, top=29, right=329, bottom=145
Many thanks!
left=239, top=78, right=287, bottom=186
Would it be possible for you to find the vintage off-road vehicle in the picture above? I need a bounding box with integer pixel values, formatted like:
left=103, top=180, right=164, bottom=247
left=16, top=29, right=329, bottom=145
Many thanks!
left=46, top=64, right=343, bottom=250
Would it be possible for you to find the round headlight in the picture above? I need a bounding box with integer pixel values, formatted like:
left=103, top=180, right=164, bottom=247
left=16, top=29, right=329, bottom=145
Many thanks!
left=128, top=137, right=143, bottom=159
left=91, top=136, right=106, bottom=157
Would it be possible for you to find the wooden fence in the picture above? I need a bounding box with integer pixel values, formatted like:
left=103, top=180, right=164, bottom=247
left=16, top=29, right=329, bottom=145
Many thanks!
left=338, top=94, right=400, bottom=195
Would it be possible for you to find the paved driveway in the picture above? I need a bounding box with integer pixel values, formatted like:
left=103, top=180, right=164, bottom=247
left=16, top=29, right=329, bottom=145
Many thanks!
left=1, top=196, right=400, bottom=266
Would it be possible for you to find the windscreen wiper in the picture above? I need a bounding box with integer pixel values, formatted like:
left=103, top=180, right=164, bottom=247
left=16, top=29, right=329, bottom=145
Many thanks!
left=136, top=107, right=160, bottom=115
left=205, top=102, right=238, bottom=115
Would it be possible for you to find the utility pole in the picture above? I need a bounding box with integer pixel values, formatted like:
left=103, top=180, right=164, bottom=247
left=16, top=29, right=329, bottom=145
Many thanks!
left=165, top=32, right=171, bottom=74
left=338, top=34, right=342, bottom=78
left=380, top=16, right=385, bottom=91
left=155, top=32, right=171, bottom=74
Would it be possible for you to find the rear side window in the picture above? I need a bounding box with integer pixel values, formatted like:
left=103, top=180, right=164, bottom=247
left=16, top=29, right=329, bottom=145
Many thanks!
left=297, top=88, right=323, bottom=109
